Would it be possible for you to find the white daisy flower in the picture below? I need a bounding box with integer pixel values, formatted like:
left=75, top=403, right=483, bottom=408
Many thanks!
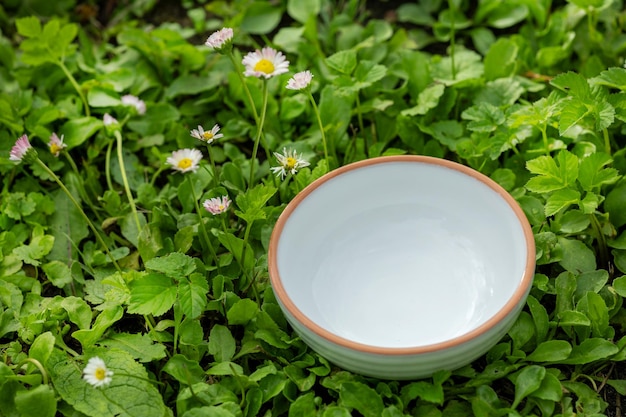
left=205, top=28, right=233, bottom=52
left=203, top=196, right=232, bottom=215
left=166, top=148, right=203, bottom=173
left=83, top=357, right=113, bottom=388
left=286, top=70, right=313, bottom=91
left=190, top=124, right=224, bottom=144
left=270, top=148, right=310, bottom=179
left=242, top=47, right=289, bottom=79
left=121, top=94, right=146, bottom=115
left=48, top=133, right=67, bottom=157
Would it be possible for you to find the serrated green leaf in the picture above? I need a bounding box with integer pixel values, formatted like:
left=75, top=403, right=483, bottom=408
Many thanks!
left=127, top=273, right=177, bottom=316
left=13, top=230, right=54, bottom=267
left=551, top=71, right=591, bottom=99
left=526, top=151, right=578, bottom=193
left=16, top=16, right=42, bottom=38
left=339, top=382, right=384, bottom=417
left=402, top=83, right=445, bottom=116
left=400, top=381, right=444, bottom=406
left=98, top=332, right=167, bottom=363
left=326, top=50, right=357, bottom=75
left=49, top=348, right=168, bottom=417
left=593, top=67, right=626, bottom=90
left=145, top=252, right=196, bottom=279
left=178, top=273, right=208, bottom=319
left=545, top=188, right=580, bottom=216
left=578, top=153, right=620, bottom=191
left=42, top=260, right=73, bottom=288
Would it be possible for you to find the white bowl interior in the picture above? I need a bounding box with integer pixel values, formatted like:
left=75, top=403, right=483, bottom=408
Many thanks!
left=275, top=160, right=529, bottom=349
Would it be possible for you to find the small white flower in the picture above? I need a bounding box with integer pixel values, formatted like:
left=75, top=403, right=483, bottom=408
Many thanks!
left=205, top=28, right=233, bottom=52
left=48, top=133, right=67, bottom=157
left=10, top=135, right=34, bottom=163
left=166, top=148, right=203, bottom=173
left=242, top=47, right=289, bottom=79
left=103, top=113, right=118, bottom=126
left=203, top=196, right=232, bottom=215
left=286, top=70, right=313, bottom=91
left=190, top=124, right=224, bottom=144
left=270, top=148, right=310, bottom=179
left=83, top=357, right=113, bottom=388
left=121, top=94, right=146, bottom=115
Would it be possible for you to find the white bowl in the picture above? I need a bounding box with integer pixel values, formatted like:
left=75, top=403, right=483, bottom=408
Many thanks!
left=268, top=156, right=535, bottom=379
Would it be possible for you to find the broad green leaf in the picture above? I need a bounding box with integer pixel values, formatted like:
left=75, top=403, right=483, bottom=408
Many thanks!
left=353, top=61, right=387, bottom=89
left=558, top=238, right=596, bottom=273
left=605, top=182, right=626, bottom=227
left=544, top=188, right=580, bottom=216
left=577, top=292, right=610, bottom=338
left=234, top=184, right=277, bottom=224
left=60, top=117, right=102, bottom=149
left=401, top=84, right=446, bottom=116
left=29, top=331, right=56, bottom=366
left=400, top=380, right=444, bottom=406
left=462, top=102, right=505, bottom=133
left=145, top=252, right=196, bottom=279
left=526, top=295, right=549, bottom=343
left=162, top=354, right=205, bottom=385
left=227, top=298, right=259, bottom=325
left=560, top=338, right=619, bottom=364
left=326, top=50, right=357, bottom=75
left=284, top=365, right=316, bottom=391
left=511, top=365, right=546, bottom=408
left=526, top=151, right=578, bottom=193
left=550, top=71, right=591, bottom=99
left=471, top=385, right=503, bottom=417
left=87, top=86, right=120, bottom=107
left=289, top=392, right=317, bottom=417
left=209, top=324, right=236, bottom=363
left=206, top=361, right=244, bottom=376
left=612, top=275, right=626, bottom=297
left=430, top=49, right=484, bottom=85
left=526, top=340, right=572, bottom=362
left=322, top=406, right=352, bottom=417
left=558, top=209, right=590, bottom=233
left=16, top=16, right=42, bottom=38
left=532, top=372, right=563, bottom=402
left=61, top=296, right=92, bottom=330
left=49, top=348, right=168, bottom=417
left=165, top=74, right=221, bottom=99
left=42, top=260, right=72, bottom=288
left=241, top=1, right=283, bottom=34
left=12, top=228, right=54, bottom=267
left=72, top=306, right=123, bottom=349
left=217, top=232, right=255, bottom=272
left=127, top=273, right=177, bottom=316
left=15, top=384, right=56, bottom=417
left=339, top=382, right=384, bottom=417
left=593, top=67, right=626, bottom=90
left=287, top=0, right=321, bottom=23
left=484, top=37, right=518, bottom=80
left=178, top=273, right=208, bottom=319
left=98, top=332, right=167, bottom=362
left=558, top=310, right=591, bottom=326
left=508, top=311, right=535, bottom=350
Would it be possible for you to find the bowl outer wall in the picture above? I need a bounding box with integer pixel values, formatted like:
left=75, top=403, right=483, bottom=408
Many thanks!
left=268, top=156, right=536, bottom=372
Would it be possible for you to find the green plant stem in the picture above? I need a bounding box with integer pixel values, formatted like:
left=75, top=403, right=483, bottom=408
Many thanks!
left=115, top=131, right=142, bottom=232
left=603, top=128, right=611, bottom=156
left=540, top=125, right=550, bottom=154
left=448, top=0, right=457, bottom=80
left=308, top=91, right=332, bottom=171
left=228, top=52, right=260, bottom=122
left=18, top=358, right=48, bottom=385
left=57, top=60, right=90, bottom=117
left=188, top=176, right=220, bottom=270
left=248, top=81, right=269, bottom=187
left=35, top=158, right=122, bottom=273
left=105, top=140, right=114, bottom=192
left=590, top=213, right=610, bottom=273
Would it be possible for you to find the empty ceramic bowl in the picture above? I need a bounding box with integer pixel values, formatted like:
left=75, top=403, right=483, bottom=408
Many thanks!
left=268, top=155, right=535, bottom=379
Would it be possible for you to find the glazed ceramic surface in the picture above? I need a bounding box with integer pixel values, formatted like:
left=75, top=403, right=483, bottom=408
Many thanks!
left=268, top=156, right=535, bottom=379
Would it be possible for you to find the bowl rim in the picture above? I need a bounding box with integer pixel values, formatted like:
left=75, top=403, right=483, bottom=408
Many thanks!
left=268, top=155, right=536, bottom=355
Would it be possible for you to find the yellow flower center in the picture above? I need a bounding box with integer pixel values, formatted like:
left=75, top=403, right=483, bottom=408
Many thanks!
left=50, top=143, right=62, bottom=155
left=285, top=157, right=297, bottom=170
left=254, top=59, right=275, bottom=74
left=218, top=204, right=225, bottom=211
left=202, top=131, right=214, bottom=140
left=178, top=158, right=193, bottom=170
left=95, top=368, right=106, bottom=381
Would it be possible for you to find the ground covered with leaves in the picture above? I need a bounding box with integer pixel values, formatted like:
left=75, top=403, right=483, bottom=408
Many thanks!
left=2, top=0, right=626, bottom=416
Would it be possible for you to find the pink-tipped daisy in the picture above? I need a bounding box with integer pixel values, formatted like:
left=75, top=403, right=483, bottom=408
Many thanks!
left=10, top=135, right=35, bottom=163
left=270, top=148, right=310, bottom=179
left=286, top=70, right=313, bottom=91
left=166, top=148, right=203, bottom=173
left=190, top=124, right=224, bottom=144
left=242, top=47, right=289, bottom=79
left=203, top=196, right=232, bottom=215
left=121, top=94, right=146, bottom=115
left=48, top=133, right=67, bottom=157
left=205, top=28, right=233, bottom=52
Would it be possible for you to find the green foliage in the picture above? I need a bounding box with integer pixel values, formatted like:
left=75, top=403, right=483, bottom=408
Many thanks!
left=3, top=1, right=626, bottom=416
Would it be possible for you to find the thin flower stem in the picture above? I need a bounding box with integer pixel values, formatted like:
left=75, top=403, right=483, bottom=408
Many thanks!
left=248, top=81, right=269, bottom=187
left=105, top=140, right=114, bottom=192
left=603, top=128, right=611, bottom=156
left=228, top=52, right=260, bottom=122
left=308, top=92, right=331, bottom=171
left=114, top=131, right=142, bottom=232
left=35, top=158, right=122, bottom=272
left=18, top=358, right=48, bottom=385
left=56, top=60, right=90, bottom=117
left=188, top=176, right=220, bottom=271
